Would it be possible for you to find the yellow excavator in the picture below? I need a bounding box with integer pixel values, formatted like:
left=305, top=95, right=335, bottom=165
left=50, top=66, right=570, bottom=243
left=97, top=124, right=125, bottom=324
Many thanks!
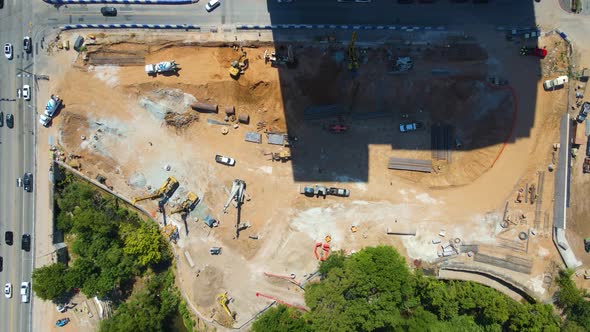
left=132, top=176, right=179, bottom=205
left=217, top=292, right=235, bottom=320
left=161, top=224, right=179, bottom=243
left=348, top=32, right=359, bottom=70
left=229, top=51, right=248, bottom=79
left=170, top=192, right=199, bottom=215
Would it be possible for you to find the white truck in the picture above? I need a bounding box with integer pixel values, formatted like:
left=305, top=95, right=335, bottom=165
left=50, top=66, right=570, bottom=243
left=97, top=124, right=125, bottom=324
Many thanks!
left=20, top=281, right=30, bottom=303
left=39, top=95, right=62, bottom=127
left=145, top=61, right=178, bottom=76
left=543, top=75, right=568, bottom=90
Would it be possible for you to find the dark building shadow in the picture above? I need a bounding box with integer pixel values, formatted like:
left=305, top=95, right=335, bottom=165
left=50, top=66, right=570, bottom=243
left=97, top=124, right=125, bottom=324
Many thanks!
left=260, top=0, right=538, bottom=182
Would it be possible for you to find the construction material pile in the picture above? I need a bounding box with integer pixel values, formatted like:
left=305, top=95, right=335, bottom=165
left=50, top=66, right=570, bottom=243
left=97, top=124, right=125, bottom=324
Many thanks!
left=164, top=111, right=199, bottom=128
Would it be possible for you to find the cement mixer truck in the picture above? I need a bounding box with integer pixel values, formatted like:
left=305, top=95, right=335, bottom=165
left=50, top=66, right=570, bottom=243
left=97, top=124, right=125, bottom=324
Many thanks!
left=145, top=61, right=179, bottom=76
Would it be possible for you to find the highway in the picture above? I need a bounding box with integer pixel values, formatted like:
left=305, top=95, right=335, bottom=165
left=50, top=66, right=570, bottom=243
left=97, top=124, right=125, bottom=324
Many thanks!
left=0, top=0, right=35, bottom=332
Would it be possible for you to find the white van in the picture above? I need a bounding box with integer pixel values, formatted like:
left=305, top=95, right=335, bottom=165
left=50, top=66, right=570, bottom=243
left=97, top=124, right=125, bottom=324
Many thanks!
left=205, top=0, right=220, bottom=12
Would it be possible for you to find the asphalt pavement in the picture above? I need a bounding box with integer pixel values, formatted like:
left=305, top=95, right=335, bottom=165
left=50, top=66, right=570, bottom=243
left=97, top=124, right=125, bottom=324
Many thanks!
left=0, top=1, right=35, bottom=332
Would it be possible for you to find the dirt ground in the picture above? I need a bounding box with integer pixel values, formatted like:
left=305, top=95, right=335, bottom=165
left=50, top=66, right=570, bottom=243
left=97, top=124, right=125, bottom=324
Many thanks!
left=35, top=28, right=574, bottom=328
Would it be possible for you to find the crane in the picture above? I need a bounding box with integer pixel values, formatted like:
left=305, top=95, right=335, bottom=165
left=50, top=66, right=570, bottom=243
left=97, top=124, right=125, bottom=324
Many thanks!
left=132, top=176, right=179, bottom=205
left=347, top=32, right=359, bottom=70
left=170, top=192, right=199, bottom=215
left=222, top=179, right=245, bottom=214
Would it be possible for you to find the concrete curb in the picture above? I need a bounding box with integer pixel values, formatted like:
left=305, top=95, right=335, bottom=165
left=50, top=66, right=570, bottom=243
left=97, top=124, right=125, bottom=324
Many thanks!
left=236, top=24, right=446, bottom=32
left=62, top=24, right=200, bottom=30
left=44, top=0, right=194, bottom=4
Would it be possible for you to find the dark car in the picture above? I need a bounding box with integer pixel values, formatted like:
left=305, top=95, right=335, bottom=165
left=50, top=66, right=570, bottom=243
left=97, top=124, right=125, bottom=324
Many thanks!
left=0, top=257, right=3, bottom=272
left=577, top=102, right=590, bottom=123
left=6, top=113, right=13, bottom=128
left=23, top=37, right=31, bottom=54
left=5, top=232, right=13, bottom=246
left=100, top=6, right=117, bottom=16
left=21, top=235, right=30, bottom=252
left=0, top=0, right=4, bottom=9
left=0, top=111, right=3, bottom=127
left=23, top=173, right=32, bottom=192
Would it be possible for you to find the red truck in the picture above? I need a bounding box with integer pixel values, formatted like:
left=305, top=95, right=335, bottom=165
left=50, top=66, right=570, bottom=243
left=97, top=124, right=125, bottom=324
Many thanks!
left=520, top=46, right=547, bottom=59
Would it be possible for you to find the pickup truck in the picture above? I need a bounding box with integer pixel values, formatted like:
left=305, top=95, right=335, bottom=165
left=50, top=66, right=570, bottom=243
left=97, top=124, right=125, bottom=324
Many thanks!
left=543, top=76, right=568, bottom=90
left=215, top=155, right=236, bottom=166
left=327, top=187, right=350, bottom=197
left=20, top=281, right=30, bottom=303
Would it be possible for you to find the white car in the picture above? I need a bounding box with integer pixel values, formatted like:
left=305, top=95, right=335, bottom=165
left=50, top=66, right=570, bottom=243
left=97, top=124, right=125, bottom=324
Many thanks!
left=215, top=154, right=235, bottom=166
left=543, top=75, right=568, bottom=90
left=22, top=85, right=30, bottom=101
left=39, top=114, right=51, bottom=127
left=20, top=281, right=29, bottom=303
left=205, top=0, right=220, bottom=12
left=4, top=43, right=12, bottom=60
left=4, top=283, right=11, bottom=299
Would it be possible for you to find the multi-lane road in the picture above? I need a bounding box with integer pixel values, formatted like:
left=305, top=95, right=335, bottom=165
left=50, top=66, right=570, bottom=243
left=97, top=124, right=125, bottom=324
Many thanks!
left=0, top=1, right=35, bottom=332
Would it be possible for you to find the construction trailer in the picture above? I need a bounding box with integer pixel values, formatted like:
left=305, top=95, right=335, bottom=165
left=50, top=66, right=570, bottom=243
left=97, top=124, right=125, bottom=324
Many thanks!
left=132, top=176, right=179, bottom=205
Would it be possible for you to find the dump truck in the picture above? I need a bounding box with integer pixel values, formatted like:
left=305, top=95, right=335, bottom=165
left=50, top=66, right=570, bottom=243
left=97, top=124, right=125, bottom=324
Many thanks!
left=145, top=61, right=178, bottom=75
left=300, top=185, right=327, bottom=198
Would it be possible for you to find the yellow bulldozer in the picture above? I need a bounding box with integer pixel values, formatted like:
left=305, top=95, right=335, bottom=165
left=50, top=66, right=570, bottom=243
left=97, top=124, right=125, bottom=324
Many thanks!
left=170, top=192, right=199, bottom=215
left=229, top=51, right=248, bottom=79
left=217, top=292, right=236, bottom=320
left=132, top=176, right=179, bottom=205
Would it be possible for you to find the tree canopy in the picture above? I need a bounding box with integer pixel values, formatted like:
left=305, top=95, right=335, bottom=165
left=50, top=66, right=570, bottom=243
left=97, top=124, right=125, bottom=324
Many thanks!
left=253, top=246, right=563, bottom=332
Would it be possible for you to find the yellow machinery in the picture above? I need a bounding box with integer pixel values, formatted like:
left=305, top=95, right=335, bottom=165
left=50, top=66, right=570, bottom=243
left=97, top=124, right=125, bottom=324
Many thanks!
left=269, top=150, right=291, bottom=162
left=217, top=292, right=235, bottom=320
left=229, top=51, right=248, bottom=79
left=347, top=32, right=359, bottom=70
left=132, top=176, right=179, bottom=205
left=161, top=224, right=178, bottom=243
left=170, top=192, right=199, bottom=215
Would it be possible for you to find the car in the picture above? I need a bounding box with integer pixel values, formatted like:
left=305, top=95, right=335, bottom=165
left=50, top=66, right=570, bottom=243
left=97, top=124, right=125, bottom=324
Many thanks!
left=0, top=257, right=2, bottom=272
left=23, top=173, right=32, bottom=192
left=39, top=114, right=51, bottom=127
left=209, top=247, right=222, bottom=255
left=577, top=102, right=590, bottom=123
left=4, top=43, right=12, bottom=59
left=0, top=111, right=3, bottom=127
left=22, top=85, right=30, bottom=101
left=56, top=304, right=66, bottom=313
left=215, top=155, right=236, bottom=166
left=17, top=177, right=22, bottom=187
left=5, top=232, right=13, bottom=246
left=20, top=282, right=30, bottom=303
left=100, top=6, right=117, bottom=16
left=23, top=36, right=31, bottom=53
left=4, top=283, right=11, bottom=299
left=205, top=0, right=220, bottom=12
left=0, top=0, right=3, bottom=9
left=21, top=234, right=30, bottom=252
left=399, top=122, right=423, bottom=133
left=6, top=113, right=13, bottom=128
left=543, top=75, right=568, bottom=90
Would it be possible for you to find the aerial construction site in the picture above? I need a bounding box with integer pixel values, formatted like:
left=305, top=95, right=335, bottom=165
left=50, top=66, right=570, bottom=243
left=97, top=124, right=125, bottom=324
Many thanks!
left=37, top=26, right=588, bottom=328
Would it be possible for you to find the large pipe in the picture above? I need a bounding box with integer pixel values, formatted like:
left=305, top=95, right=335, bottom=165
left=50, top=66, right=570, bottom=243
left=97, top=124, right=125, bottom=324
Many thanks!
left=191, top=102, right=218, bottom=113
left=238, top=114, right=250, bottom=124
left=225, top=106, right=235, bottom=116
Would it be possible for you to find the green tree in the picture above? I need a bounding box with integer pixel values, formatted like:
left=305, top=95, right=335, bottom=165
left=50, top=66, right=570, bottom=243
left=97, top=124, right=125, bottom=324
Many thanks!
left=121, top=222, right=163, bottom=267
left=31, top=263, right=70, bottom=301
left=305, top=246, right=416, bottom=331
left=252, top=305, right=310, bottom=332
